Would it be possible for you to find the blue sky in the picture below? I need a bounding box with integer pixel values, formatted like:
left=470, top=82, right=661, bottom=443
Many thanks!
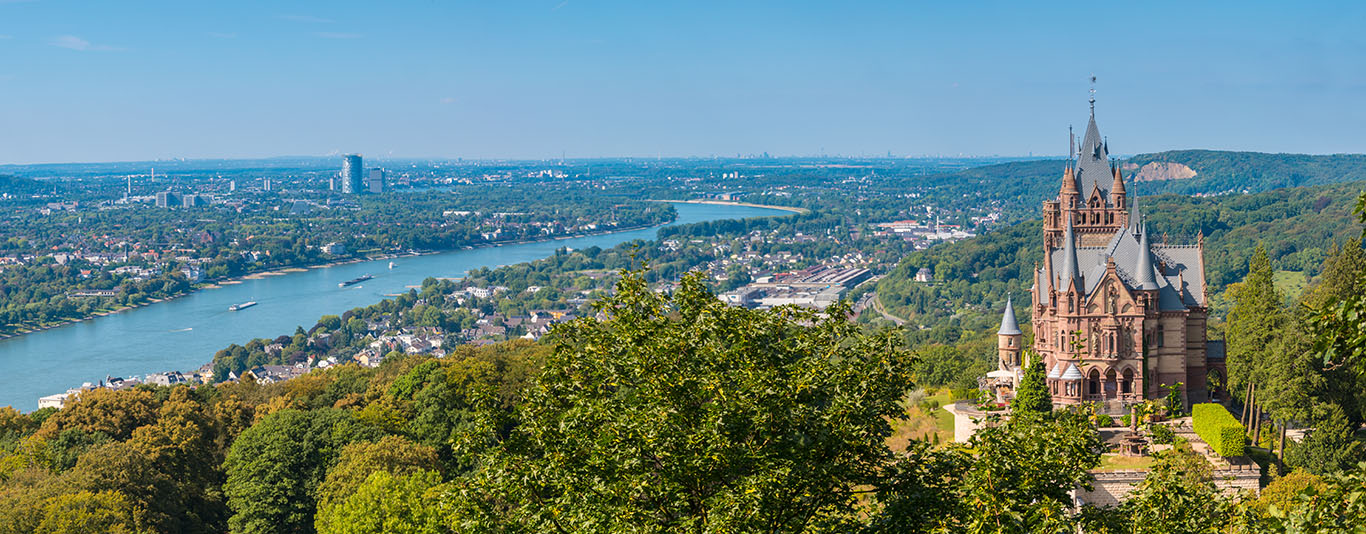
left=1, top=1, right=1363, bottom=163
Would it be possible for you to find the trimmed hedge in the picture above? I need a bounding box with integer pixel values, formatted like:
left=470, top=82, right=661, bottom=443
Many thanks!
left=1192, top=403, right=1245, bottom=457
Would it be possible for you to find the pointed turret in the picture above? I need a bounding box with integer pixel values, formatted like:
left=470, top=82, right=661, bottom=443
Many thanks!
left=1061, top=165, right=1079, bottom=195
left=1134, top=223, right=1159, bottom=290
left=1111, top=166, right=1127, bottom=207
left=997, top=294, right=1023, bottom=370
left=998, top=294, right=1022, bottom=336
left=1060, top=216, right=1082, bottom=292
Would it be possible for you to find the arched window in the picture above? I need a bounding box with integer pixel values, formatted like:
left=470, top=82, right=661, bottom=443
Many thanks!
left=1122, top=368, right=1134, bottom=394
left=1088, top=369, right=1101, bottom=396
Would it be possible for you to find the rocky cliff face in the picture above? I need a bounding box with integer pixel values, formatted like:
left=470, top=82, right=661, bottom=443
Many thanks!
left=1122, top=161, right=1198, bottom=182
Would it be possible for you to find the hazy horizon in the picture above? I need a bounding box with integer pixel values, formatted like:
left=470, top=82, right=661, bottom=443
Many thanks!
left=3, top=1, right=1364, bottom=164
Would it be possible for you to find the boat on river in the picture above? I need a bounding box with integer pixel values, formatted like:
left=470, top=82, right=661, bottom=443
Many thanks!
left=228, top=301, right=257, bottom=312
left=339, top=274, right=374, bottom=288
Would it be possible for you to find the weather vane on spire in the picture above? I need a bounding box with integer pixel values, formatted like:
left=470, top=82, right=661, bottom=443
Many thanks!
left=1089, top=74, right=1097, bottom=112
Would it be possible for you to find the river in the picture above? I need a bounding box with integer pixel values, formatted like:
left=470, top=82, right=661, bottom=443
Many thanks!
left=0, top=202, right=789, bottom=410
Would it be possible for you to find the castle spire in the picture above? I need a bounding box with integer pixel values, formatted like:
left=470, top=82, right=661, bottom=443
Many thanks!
left=1075, top=77, right=1113, bottom=204
left=1061, top=165, right=1079, bottom=195
left=1111, top=166, right=1127, bottom=205
left=1129, top=179, right=1142, bottom=233
left=1134, top=222, right=1160, bottom=290
left=1060, top=215, right=1082, bottom=292
left=998, top=294, right=1022, bottom=336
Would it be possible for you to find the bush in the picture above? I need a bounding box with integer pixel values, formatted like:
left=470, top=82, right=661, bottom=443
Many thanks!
left=1149, top=424, right=1176, bottom=445
left=949, top=387, right=976, bottom=401
left=1096, top=414, right=1114, bottom=428
left=1192, top=403, right=1245, bottom=457
left=1120, top=414, right=1132, bottom=427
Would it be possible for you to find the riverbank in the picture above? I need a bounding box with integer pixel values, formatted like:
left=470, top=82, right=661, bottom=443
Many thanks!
left=0, top=202, right=791, bottom=411
left=0, top=217, right=674, bottom=343
left=647, top=199, right=809, bottom=215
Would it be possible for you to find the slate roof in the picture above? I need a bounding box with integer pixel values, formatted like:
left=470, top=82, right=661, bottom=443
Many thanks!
left=1075, top=109, right=1114, bottom=205
left=1043, top=222, right=1206, bottom=310
left=998, top=294, right=1022, bottom=336
left=1207, top=339, right=1226, bottom=362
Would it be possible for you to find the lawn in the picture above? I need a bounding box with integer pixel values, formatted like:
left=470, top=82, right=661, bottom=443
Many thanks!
left=1094, top=454, right=1155, bottom=472
left=886, top=388, right=957, bottom=451
left=1273, top=270, right=1308, bottom=300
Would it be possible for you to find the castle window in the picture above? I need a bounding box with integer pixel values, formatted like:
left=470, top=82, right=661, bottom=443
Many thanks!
left=1156, top=324, right=1166, bottom=348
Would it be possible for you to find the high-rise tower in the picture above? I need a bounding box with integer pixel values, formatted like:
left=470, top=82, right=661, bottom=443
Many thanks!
left=342, top=154, right=364, bottom=194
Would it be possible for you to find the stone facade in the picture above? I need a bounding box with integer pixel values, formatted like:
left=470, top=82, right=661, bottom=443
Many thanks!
left=1079, top=464, right=1260, bottom=508
left=995, top=103, right=1224, bottom=410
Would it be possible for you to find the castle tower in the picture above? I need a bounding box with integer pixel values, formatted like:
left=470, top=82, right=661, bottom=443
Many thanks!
left=1044, top=98, right=1130, bottom=248
left=997, top=294, right=1023, bottom=373
left=1028, top=94, right=1213, bottom=409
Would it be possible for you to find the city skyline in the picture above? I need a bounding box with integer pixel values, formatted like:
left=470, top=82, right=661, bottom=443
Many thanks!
left=1, top=1, right=1364, bottom=164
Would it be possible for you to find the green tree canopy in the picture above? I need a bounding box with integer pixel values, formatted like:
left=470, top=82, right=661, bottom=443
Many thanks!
left=1012, top=350, right=1052, bottom=415
left=223, top=408, right=382, bottom=534
left=315, top=471, right=447, bottom=534
left=455, top=270, right=915, bottom=532
left=314, top=436, right=442, bottom=532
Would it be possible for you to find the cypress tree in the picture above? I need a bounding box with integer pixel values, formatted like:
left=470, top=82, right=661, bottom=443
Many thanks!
left=1013, top=350, right=1052, bottom=415
left=1226, top=245, right=1283, bottom=398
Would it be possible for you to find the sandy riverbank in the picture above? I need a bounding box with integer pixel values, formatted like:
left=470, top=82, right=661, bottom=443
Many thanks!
left=647, top=199, right=809, bottom=214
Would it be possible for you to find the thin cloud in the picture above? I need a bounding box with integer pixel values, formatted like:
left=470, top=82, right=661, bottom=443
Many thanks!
left=553, top=0, right=569, bottom=10
left=51, top=35, right=122, bottom=52
left=0, top=35, right=13, bottom=40
left=314, top=32, right=361, bottom=39
left=279, top=14, right=335, bottom=23
left=440, top=97, right=457, bottom=105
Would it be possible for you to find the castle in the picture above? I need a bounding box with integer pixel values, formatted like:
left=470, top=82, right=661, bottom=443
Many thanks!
left=994, top=99, right=1221, bottom=409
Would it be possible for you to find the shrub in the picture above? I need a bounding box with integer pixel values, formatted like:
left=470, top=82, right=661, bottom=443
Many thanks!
left=1192, top=403, right=1245, bottom=457
left=1163, top=382, right=1184, bottom=416
left=1149, top=424, right=1176, bottom=445
left=1120, top=414, right=1132, bottom=428
left=1095, top=414, right=1114, bottom=428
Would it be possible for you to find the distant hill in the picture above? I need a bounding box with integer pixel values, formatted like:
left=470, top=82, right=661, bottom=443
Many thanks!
left=0, top=175, right=55, bottom=197
left=1125, top=150, right=1366, bottom=195
left=914, top=150, right=1366, bottom=221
